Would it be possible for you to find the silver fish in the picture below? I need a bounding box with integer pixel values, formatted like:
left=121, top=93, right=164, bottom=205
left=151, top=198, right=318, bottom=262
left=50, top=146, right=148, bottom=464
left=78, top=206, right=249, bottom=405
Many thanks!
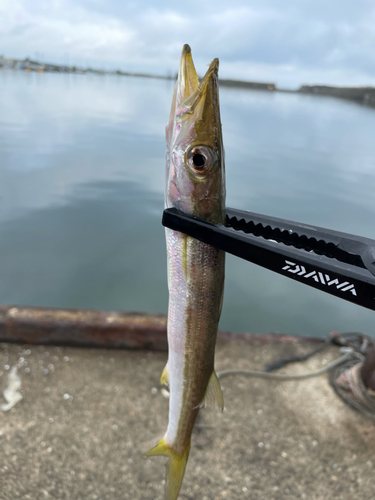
left=145, top=44, right=225, bottom=500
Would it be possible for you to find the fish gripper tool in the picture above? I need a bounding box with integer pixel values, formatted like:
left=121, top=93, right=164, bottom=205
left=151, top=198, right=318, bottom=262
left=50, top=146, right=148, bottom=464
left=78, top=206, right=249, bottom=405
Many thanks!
left=162, top=207, right=375, bottom=311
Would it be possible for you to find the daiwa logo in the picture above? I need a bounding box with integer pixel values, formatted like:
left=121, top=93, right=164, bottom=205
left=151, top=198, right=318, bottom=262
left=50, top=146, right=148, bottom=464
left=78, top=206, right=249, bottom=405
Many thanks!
left=282, top=260, right=357, bottom=296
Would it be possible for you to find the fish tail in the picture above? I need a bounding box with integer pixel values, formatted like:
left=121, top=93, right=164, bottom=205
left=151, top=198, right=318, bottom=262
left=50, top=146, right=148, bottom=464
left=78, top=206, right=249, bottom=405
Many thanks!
left=144, top=438, right=190, bottom=500
left=166, top=446, right=190, bottom=500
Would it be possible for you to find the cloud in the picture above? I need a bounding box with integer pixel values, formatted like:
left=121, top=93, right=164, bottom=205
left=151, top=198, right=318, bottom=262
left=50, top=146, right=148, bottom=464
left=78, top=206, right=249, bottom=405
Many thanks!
left=0, top=0, right=136, bottom=65
left=1, top=0, right=375, bottom=87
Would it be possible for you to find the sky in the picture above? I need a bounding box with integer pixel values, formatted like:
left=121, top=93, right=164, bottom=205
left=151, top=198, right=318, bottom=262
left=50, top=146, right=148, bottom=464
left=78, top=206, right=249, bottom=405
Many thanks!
left=1, top=0, right=375, bottom=88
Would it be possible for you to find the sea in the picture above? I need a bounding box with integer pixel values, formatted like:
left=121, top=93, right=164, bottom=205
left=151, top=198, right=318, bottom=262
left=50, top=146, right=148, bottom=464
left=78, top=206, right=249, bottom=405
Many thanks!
left=1, top=69, right=375, bottom=337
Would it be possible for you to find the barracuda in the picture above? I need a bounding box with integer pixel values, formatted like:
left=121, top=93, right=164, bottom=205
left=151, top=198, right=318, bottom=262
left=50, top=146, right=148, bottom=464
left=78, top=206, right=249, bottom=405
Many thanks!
left=144, top=45, right=226, bottom=500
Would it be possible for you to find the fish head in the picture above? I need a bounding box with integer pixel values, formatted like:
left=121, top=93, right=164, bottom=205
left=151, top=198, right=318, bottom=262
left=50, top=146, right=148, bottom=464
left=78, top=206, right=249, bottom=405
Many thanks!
left=165, top=45, right=226, bottom=225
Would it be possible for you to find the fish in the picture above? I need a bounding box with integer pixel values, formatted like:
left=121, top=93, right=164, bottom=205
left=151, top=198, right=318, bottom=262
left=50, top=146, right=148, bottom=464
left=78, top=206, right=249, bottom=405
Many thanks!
left=144, top=45, right=226, bottom=500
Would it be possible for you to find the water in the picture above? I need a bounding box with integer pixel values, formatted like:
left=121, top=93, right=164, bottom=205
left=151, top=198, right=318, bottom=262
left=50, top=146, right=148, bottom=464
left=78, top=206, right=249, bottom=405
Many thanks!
left=1, top=70, right=375, bottom=337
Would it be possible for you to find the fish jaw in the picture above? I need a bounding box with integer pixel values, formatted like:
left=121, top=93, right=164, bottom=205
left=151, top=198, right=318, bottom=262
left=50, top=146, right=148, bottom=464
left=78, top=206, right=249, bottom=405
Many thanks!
left=176, top=44, right=199, bottom=107
left=165, top=48, right=225, bottom=225
left=165, top=44, right=199, bottom=203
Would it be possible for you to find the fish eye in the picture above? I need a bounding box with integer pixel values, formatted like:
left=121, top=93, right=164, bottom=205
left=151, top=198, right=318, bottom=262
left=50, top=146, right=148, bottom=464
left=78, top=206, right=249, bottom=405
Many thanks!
left=192, top=153, right=206, bottom=169
left=186, top=146, right=215, bottom=175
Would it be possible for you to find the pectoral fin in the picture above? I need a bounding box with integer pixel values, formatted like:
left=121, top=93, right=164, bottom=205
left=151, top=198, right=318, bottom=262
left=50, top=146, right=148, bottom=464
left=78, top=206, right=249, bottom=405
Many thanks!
left=160, top=365, right=169, bottom=386
left=199, top=370, right=224, bottom=410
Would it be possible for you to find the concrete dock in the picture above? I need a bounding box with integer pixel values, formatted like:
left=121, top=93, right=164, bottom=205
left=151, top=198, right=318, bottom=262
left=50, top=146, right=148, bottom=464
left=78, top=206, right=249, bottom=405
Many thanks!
left=0, top=338, right=374, bottom=499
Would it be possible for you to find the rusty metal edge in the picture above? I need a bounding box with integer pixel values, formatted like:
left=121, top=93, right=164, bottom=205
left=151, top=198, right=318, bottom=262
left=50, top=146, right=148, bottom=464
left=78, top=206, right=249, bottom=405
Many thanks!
left=0, top=305, right=325, bottom=351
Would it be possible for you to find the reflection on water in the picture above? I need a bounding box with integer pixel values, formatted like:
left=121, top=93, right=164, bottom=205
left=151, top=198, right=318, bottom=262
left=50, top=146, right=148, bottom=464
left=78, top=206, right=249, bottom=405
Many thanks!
left=0, top=180, right=166, bottom=312
left=1, top=70, right=375, bottom=337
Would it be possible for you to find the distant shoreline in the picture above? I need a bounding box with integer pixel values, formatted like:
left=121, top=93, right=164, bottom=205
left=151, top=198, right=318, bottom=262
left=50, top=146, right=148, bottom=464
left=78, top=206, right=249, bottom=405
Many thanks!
left=1, top=56, right=375, bottom=108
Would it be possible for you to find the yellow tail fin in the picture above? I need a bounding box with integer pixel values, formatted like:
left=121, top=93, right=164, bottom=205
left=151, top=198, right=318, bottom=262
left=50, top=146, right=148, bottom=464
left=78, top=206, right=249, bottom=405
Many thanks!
left=144, top=438, right=190, bottom=500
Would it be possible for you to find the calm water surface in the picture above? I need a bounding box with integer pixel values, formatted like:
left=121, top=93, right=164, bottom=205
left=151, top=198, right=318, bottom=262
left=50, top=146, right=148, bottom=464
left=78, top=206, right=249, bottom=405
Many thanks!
left=1, top=70, right=375, bottom=337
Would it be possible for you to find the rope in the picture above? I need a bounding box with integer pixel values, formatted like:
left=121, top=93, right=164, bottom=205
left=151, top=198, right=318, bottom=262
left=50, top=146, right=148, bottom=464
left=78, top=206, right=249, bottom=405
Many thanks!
left=217, top=352, right=354, bottom=381
left=264, top=331, right=374, bottom=372
left=329, top=357, right=375, bottom=420
left=265, top=339, right=331, bottom=372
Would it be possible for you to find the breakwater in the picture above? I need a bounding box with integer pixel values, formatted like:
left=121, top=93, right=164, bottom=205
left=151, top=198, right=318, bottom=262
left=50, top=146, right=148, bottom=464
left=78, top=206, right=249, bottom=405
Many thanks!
left=1, top=56, right=374, bottom=108
left=298, top=84, right=375, bottom=107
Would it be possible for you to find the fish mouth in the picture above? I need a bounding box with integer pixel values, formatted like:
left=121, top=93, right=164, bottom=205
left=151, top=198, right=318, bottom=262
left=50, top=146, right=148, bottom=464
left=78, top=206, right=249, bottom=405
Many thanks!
left=176, top=46, right=220, bottom=122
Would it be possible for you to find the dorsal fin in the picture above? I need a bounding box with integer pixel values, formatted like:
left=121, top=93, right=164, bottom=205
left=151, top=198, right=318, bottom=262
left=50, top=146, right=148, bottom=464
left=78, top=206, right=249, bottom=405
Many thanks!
left=199, top=370, right=224, bottom=410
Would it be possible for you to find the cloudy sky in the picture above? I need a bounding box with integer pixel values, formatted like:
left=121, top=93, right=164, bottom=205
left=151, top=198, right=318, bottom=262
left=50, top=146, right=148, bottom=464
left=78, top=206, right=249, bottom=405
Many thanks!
left=1, top=0, right=375, bottom=88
